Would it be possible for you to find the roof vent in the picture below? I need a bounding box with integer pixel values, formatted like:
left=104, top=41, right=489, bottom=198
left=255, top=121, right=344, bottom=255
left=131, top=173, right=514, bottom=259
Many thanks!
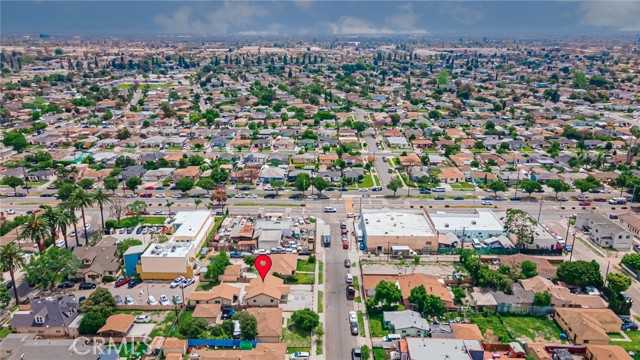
left=472, top=220, right=477, bottom=225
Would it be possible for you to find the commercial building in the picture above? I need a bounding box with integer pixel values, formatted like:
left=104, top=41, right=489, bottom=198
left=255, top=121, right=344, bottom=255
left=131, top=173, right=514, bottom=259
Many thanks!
left=403, top=338, right=483, bottom=360
left=427, top=209, right=505, bottom=243
left=360, top=208, right=438, bottom=254
left=575, top=213, right=633, bottom=250
left=137, top=210, right=217, bottom=279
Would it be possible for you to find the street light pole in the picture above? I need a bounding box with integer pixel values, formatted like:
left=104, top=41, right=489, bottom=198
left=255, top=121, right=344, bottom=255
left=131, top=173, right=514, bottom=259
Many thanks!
left=537, top=198, right=543, bottom=222
left=569, top=233, right=576, bottom=261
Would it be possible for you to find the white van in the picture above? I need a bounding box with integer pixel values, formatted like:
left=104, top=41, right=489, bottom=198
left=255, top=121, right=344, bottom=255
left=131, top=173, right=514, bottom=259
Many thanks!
left=346, top=274, right=353, bottom=284
left=432, top=187, right=446, bottom=192
left=289, top=352, right=310, bottom=360
left=472, top=238, right=485, bottom=249
left=383, top=334, right=402, bottom=342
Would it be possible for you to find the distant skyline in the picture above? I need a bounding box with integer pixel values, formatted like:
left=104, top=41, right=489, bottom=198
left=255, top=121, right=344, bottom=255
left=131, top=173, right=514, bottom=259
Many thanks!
left=2, top=1, right=640, bottom=37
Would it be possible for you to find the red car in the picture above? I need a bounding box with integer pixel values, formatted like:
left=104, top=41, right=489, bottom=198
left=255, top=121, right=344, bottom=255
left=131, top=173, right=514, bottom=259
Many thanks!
left=579, top=201, right=591, bottom=206
left=593, top=198, right=607, bottom=202
left=342, top=241, right=349, bottom=250
left=114, top=277, right=131, bottom=288
left=145, top=186, right=155, bottom=190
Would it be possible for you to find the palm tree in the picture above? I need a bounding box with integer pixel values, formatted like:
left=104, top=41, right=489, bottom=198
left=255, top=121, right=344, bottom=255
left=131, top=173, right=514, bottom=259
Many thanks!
left=19, top=214, right=49, bottom=252
left=38, top=205, right=64, bottom=244
left=165, top=200, right=175, bottom=217
left=194, top=199, right=202, bottom=210
left=70, top=189, right=95, bottom=245
left=63, top=202, right=81, bottom=247
left=55, top=206, right=73, bottom=249
left=93, top=188, right=112, bottom=231
left=0, top=243, right=26, bottom=304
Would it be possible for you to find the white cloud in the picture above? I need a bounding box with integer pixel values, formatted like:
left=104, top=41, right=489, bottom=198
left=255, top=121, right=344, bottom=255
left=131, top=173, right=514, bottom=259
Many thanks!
left=578, top=0, right=640, bottom=31
left=238, top=23, right=284, bottom=36
left=292, top=0, right=314, bottom=10
left=326, top=4, right=428, bottom=35
left=440, top=2, right=485, bottom=25
left=153, top=2, right=268, bottom=34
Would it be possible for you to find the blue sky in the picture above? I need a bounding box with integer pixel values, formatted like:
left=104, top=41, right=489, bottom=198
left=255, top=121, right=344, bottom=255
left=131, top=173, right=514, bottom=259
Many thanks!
left=2, top=1, right=640, bottom=36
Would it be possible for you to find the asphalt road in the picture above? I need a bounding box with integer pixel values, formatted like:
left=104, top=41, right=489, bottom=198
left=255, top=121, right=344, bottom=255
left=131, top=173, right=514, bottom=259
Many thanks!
left=323, top=218, right=357, bottom=360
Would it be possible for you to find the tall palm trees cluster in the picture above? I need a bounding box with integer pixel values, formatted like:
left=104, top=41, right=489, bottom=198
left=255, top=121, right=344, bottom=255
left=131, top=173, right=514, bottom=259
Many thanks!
left=0, top=188, right=113, bottom=306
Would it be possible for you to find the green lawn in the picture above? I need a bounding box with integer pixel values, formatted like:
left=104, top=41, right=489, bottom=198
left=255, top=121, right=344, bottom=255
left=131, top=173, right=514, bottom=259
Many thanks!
left=318, top=261, right=324, bottom=283
left=286, top=347, right=311, bottom=354
left=373, top=174, right=380, bottom=186
left=140, top=216, right=167, bottom=225
left=360, top=174, right=375, bottom=188
left=501, top=316, right=563, bottom=342
left=612, top=330, right=640, bottom=352
left=110, top=216, right=166, bottom=228
left=27, top=181, right=46, bottom=186
left=196, top=280, right=218, bottom=291
left=467, top=313, right=514, bottom=342
left=167, top=146, right=182, bottom=151
left=357, top=310, right=365, bottom=336
left=293, top=273, right=315, bottom=284
left=369, top=313, right=389, bottom=337
left=282, top=319, right=312, bottom=346
left=608, top=332, right=625, bottom=339
left=296, top=259, right=316, bottom=273
left=353, top=275, right=360, bottom=289
left=318, top=291, right=324, bottom=313
left=373, top=348, right=388, bottom=360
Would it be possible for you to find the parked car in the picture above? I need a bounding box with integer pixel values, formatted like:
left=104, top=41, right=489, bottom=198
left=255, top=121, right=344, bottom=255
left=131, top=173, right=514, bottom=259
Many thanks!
left=221, top=306, right=236, bottom=320
left=342, top=241, right=349, bottom=250
left=127, top=278, right=143, bottom=288
left=371, top=186, right=382, bottom=191
left=114, top=277, right=131, bottom=288
left=229, top=251, right=245, bottom=258
left=307, top=195, right=318, bottom=200
left=453, top=196, right=464, bottom=200
left=58, top=281, right=75, bottom=289
left=324, top=207, right=337, bottom=213
left=170, top=277, right=185, bottom=288
left=135, top=315, right=151, bottom=323
left=114, top=295, right=123, bottom=305
left=579, top=201, right=591, bottom=206
left=180, top=277, right=196, bottom=288
left=159, top=295, right=170, bottom=306
left=434, top=196, right=445, bottom=200
left=125, top=296, right=135, bottom=305
left=350, top=323, right=359, bottom=336
left=172, top=295, right=183, bottom=305
left=481, top=200, right=493, bottom=205
left=344, top=259, right=351, bottom=268
left=79, top=282, right=96, bottom=290
left=482, top=196, right=493, bottom=200
left=349, top=311, right=358, bottom=324
left=622, top=321, right=639, bottom=331
left=147, top=296, right=158, bottom=305
left=264, top=193, right=277, bottom=199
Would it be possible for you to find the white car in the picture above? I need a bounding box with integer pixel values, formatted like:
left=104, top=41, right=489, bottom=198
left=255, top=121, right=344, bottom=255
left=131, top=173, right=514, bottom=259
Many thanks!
left=170, top=277, right=185, bottom=288
left=247, top=194, right=257, bottom=198
left=324, top=207, right=337, bottom=213
left=481, top=200, right=492, bottom=205
left=180, top=278, right=196, bottom=288
left=172, top=194, right=182, bottom=199
left=155, top=193, right=166, bottom=198
left=125, top=296, right=135, bottom=305
left=84, top=223, right=91, bottom=230
left=359, top=188, right=368, bottom=192
left=159, top=295, right=170, bottom=306
left=307, top=195, right=318, bottom=200
left=349, top=311, right=357, bottom=324
left=147, top=296, right=158, bottom=305
left=5, top=209, right=15, bottom=215
left=135, top=315, right=151, bottom=323
left=55, top=239, right=66, bottom=248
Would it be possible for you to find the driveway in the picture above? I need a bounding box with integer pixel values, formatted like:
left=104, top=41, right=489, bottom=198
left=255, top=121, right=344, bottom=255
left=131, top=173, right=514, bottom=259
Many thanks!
left=282, top=285, right=314, bottom=311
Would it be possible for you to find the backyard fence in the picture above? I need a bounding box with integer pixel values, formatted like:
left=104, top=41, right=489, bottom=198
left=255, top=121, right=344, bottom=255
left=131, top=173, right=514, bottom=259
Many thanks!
left=187, top=339, right=260, bottom=348
left=496, top=303, right=555, bottom=316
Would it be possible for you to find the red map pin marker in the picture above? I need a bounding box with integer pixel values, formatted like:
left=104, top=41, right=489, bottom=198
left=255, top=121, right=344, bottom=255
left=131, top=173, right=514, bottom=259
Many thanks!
left=254, top=254, right=272, bottom=281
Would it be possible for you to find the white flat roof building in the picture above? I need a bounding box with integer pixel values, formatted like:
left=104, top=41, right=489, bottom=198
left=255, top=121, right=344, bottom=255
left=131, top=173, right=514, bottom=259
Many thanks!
left=427, top=209, right=504, bottom=241
left=405, top=338, right=483, bottom=360
left=360, top=208, right=438, bottom=253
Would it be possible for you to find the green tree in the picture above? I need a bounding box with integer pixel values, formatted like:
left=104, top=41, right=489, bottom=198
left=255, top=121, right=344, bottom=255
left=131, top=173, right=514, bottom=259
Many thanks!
left=0, top=285, right=11, bottom=309
left=387, top=179, right=402, bottom=196
left=70, top=189, right=94, bottom=244
left=311, top=177, right=330, bottom=194
left=196, top=178, right=215, bottom=195
left=374, top=280, right=402, bottom=306
left=437, top=70, right=451, bottom=85
left=294, top=173, right=311, bottom=194
left=606, top=273, right=631, bottom=294
left=206, top=250, right=231, bottom=281
left=270, top=180, right=285, bottom=196
left=520, top=179, right=542, bottom=198
left=79, top=312, right=106, bottom=335
left=574, top=179, right=596, bottom=194
left=622, top=253, right=640, bottom=273
left=572, top=71, right=588, bottom=89
left=194, top=198, right=202, bottom=210
left=504, top=209, right=538, bottom=248
left=93, top=189, right=112, bottom=231
left=452, top=287, right=466, bottom=305
left=80, top=287, right=117, bottom=317
left=19, top=214, right=50, bottom=252
left=117, top=238, right=143, bottom=257
left=125, top=176, right=142, bottom=194
left=533, top=291, right=552, bottom=306
left=2, top=176, right=25, bottom=194
left=175, top=178, right=195, bottom=194
left=24, top=247, right=81, bottom=289
left=0, top=243, right=26, bottom=304
left=488, top=179, right=508, bottom=197
left=556, top=260, right=603, bottom=287
left=520, top=260, right=538, bottom=279
left=178, top=317, right=208, bottom=338
left=360, top=345, right=371, bottom=360
left=546, top=179, right=570, bottom=200
left=57, top=182, right=77, bottom=201
left=232, top=312, right=258, bottom=340
left=2, top=131, right=29, bottom=152
left=290, top=308, right=320, bottom=332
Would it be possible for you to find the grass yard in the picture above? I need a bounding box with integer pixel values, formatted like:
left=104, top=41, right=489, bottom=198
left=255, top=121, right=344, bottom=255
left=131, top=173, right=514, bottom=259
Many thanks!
left=196, top=280, right=218, bottom=291
left=318, top=261, right=324, bottom=283
left=296, top=259, right=316, bottom=273
left=27, top=181, right=46, bottom=187
left=501, top=315, right=563, bottom=342
left=373, top=348, right=388, bottom=360
left=167, top=146, right=182, bottom=151
left=293, top=273, right=315, bottom=284
left=612, top=330, right=640, bottom=352
left=318, top=291, right=324, bottom=313
left=467, top=312, right=514, bottom=343
left=373, top=174, right=380, bottom=186
left=608, top=332, right=625, bottom=339
left=369, top=313, right=389, bottom=337
left=140, top=216, right=167, bottom=225
left=286, top=347, right=311, bottom=354
left=282, top=319, right=312, bottom=347
left=353, top=275, right=360, bottom=289
left=360, top=174, right=375, bottom=188
left=357, top=310, right=366, bottom=336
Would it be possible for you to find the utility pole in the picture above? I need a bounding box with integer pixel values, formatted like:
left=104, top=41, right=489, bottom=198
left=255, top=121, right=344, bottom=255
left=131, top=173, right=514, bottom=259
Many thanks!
left=459, top=227, right=466, bottom=261
left=569, top=233, right=576, bottom=261
left=564, top=216, right=571, bottom=243
left=537, top=198, right=543, bottom=222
